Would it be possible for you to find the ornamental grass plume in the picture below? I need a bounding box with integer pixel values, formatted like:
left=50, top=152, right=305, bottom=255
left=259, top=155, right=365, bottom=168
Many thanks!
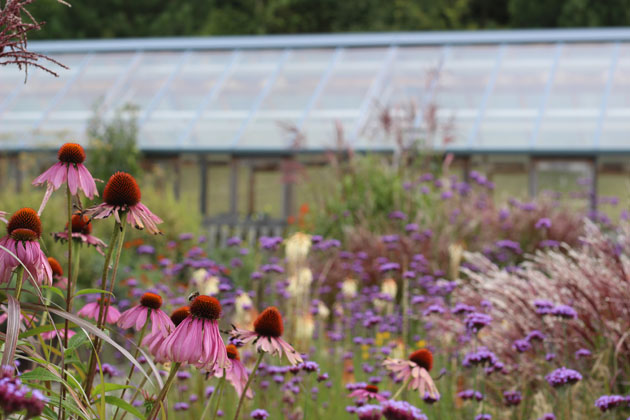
left=32, top=143, right=98, bottom=214
left=383, top=348, right=440, bottom=401
left=0, top=208, right=52, bottom=287
left=84, top=171, right=162, bottom=234
left=230, top=306, right=303, bottom=365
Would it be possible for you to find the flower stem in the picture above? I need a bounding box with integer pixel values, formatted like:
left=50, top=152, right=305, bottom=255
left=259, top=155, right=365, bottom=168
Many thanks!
left=14, top=266, right=24, bottom=300
left=146, top=362, right=181, bottom=420
left=60, top=183, right=74, bottom=420
left=391, top=376, right=412, bottom=400
left=211, top=370, right=226, bottom=420
left=112, top=322, right=148, bottom=420
left=233, top=352, right=264, bottom=420
left=83, top=215, right=126, bottom=397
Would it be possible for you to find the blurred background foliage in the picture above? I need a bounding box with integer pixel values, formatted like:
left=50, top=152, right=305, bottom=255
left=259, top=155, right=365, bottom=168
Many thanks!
left=27, top=0, right=630, bottom=40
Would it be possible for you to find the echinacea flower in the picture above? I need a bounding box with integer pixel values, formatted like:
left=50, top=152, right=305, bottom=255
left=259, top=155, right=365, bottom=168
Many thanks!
left=32, top=143, right=98, bottom=214
left=78, top=298, right=121, bottom=324
left=0, top=212, right=7, bottom=224
left=348, top=384, right=387, bottom=402
left=0, top=208, right=52, bottom=286
left=117, top=292, right=174, bottom=336
left=145, top=306, right=190, bottom=363
left=84, top=171, right=162, bottom=235
left=381, top=400, right=428, bottom=420
left=54, top=214, right=106, bottom=255
left=215, top=345, right=253, bottom=399
left=41, top=329, right=76, bottom=341
left=230, top=307, right=303, bottom=366
left=47, top=257, right=67, bottom=290
left=383, top=348, right=440, bottom=401
left=158, top=295, right=229, bottom=370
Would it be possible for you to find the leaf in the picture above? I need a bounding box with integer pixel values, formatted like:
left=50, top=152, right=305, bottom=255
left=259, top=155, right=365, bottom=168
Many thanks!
left=20, top=366, right=62, bottom=382
left=75, top=288, right=113, bottom=297
left=19, top=322, right=74, bottom=339
left=65, top=329, right=90, bottom=355
left=21, top=302, right=156, bottom=388
left=105, top=396, right=145, bottom=419
left=1, top=295, right=20, bottom=367
left=41, top=285, right=66, bottom=300
left=91, top=382, right=134, bottom=397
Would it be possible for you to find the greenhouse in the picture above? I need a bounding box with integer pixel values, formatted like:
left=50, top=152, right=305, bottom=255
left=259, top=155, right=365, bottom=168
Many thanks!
left=2, top=28, right=630, bottom=220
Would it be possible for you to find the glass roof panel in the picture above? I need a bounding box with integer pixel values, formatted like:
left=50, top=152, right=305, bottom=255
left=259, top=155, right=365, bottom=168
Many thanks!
left=238, top=49, right=335, bottom=149
left=536, top=43, right=613, bottom=149
left=477, top=44, right=557, bottom=149
left=600, top=44, right=630, bottom=149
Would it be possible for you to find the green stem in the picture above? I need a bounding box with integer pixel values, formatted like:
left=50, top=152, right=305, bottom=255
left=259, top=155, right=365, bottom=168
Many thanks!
left=59, top=183, right=73, bottom=420
left=119, top=376, right=148, bottom=420
left=146, top=362, right=182, bottom=420
left=112, top=322, right=148, bottom=420
left=303, top=374, right=310, bottom=420
left=391, top=376, right=412, bottom=400
left=14, top=266, right=24, bottom=300
left=233, top=352, right=264, bottom=420
left=200, top=379, right=218, bottom=420
left=84, top=216, right=126, bottom=397
left=211, top=371, right=226, bottom=420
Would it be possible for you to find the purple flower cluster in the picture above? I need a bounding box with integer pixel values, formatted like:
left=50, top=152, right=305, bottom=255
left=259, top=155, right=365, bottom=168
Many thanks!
left=0, top=367, right=47, bottom=419
left=464, top=312, right=492, bottom=333
left=550, top=304, right=577, bottom=319
left=594, top=395, right=629, bottom=412
left=503, top=390, right=522, bottom=406
left=512, top=339, right=531, bottom=353
left=457, top=389, right=483, bottom=401
left=462, top=348, right=500, bottom=369
left=545, top=367, right=582, bottom=388
left=356, top=404, right=382, bottom=420
left=250, top=408, right=270, bottom=419
left=381, top=400, right=428, bottom=420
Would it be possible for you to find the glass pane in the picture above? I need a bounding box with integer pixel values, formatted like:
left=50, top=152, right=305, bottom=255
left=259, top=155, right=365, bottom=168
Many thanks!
left=536, top=43, right=613, bottom=149
left=477, top=44, right=557, bottom=149
left=600, top=44, right=630, bottom=150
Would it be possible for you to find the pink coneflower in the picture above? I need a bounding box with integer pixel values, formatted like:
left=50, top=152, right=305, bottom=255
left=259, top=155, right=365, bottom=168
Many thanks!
left=348, top=384, right=387, bottom=402
left=158, top=295, right=229, bottom=370
left=230, top=307, right=303, bottom=366
left=145, top=306, right=190, bottom=362
left=41, top=329, right=76, bottom=341
left=0, top=305, right=38, bottom=328
left=117, top=292, right=174, bottom=336
left=0, top=212, right=7, bottom=223
left=0, top=208, right=52, bottom=286
left=54, top=214, right=106, bottom=255
left=84, top=172, right=162, bottom=235
left=214, top=344, right=253, bottom=399
left=47, top=256, right=68, bottom=290
left=32, top=143, right=98, bottom=214
left=383, top=348, right=440, bottom=401
left=78, top=298, right=121, bottom=324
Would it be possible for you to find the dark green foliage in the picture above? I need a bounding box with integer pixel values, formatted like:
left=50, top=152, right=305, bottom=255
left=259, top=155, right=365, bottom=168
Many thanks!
left=26, top=0, right=630, bottom=40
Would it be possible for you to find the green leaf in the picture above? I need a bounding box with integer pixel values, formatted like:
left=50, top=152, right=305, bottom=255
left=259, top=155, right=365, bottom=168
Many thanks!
left=20, top=367, right=62, bottom=382
left=75, top=288, right=113, bottom=297
left=91, top=382, right=134, bottom=397
left=105, top=396, right=144, bottom=419
left=65, top=329, right=90, bottom=355
left=19, top=322, right=75, bottom=339
left=41, top=285, right=65, bottom=300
